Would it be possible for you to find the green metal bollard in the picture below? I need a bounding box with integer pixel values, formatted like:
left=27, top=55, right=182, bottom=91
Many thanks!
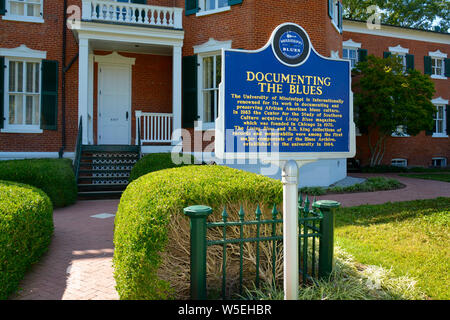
left=184, top=205, right=213, bottom=300
left=313, top=200, right=340, bottom=279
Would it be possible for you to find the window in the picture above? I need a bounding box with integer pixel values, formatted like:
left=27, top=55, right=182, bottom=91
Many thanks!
left=201, top=54, right=221, bottom=123
left=3, top=0, right=44, bottom=22
left=391, top=158, right=407, bottom=167
left=343, top=48, right=358, bottom=68
left=433, top=104, right=447, bottom=136
left=432, top=58, right=444, bottom=77
left=5, top=59, right=41, bottom=131
left=386, top=45, right=413, bottom=73
left=328, top=0, right=342, bottom=32
left=198, top=0, right=229, bottom=14
left=432, top=157, right=447, bottom=168
left=392, top=125, right=409, bottom=137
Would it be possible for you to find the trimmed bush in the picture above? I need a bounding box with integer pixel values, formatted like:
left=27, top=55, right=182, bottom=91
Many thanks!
left=0, top=181, right=53, bottom=299
left=129, top=153, right=197, bottom=182
left=114, top=165, right=282, bottom=300
left=0, top=159, right=77, bottom=208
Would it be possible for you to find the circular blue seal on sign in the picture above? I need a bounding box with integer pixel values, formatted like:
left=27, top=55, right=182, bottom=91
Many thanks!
left=279, top=31, right=304, bottom=59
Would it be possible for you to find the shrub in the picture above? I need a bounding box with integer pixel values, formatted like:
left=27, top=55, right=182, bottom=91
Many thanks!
left=0, top=159, right=77, bottom=208
left=114, top=165, right=282, bottom=300
left=129, top=153, right=197, bottom=182
left=300, top=177, right=404, bottom=196
left=0, top=181, right=54, bottom=299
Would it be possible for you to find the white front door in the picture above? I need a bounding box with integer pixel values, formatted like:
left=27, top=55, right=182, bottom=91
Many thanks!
left=98, top=64, right=131, bottom=145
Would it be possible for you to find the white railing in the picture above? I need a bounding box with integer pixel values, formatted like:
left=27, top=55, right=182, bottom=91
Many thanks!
left=82, top=0, right=183, bottom=29
left=136, top=111, right=173, bottom=144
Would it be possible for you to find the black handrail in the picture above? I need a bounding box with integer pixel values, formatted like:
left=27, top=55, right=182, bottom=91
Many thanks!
left=137, top=117, right=142, bottom=159
left=73, top=116, right=83, bottom=181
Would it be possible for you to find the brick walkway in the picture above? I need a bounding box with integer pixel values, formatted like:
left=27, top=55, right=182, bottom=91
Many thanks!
left=11, top=199, right=120, bottom=300
left=10, top=174, right=450, bottom=300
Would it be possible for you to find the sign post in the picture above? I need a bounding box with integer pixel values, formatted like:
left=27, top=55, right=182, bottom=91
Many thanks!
left=215, top=23, right=355, bottom=300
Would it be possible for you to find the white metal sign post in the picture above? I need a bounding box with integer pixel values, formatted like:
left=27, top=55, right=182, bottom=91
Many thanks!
left=215, top=23, right=355, bottom=300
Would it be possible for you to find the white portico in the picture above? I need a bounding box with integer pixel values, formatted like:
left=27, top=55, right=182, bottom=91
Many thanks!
left=73, top=0, right=184, bottom=146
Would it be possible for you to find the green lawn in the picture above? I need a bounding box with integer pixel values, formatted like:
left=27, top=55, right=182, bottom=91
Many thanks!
left=399, top=173, right=450, bottom=183
left=335, top=198, right=450, bottom=300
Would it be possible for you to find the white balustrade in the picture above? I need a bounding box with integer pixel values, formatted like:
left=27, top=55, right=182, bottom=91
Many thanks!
left=136, top=111, right=173, bottom=144
left=82, top=0, right=183, bottom=29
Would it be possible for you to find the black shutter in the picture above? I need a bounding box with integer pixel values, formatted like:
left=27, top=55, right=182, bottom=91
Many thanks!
left=338, top=1, right=343, bottom=33
left=445, top=58, right=450, bottom=77
left=328, top=0, right=333, bottom=18
left=185, top=0, right=198, bottom=16
left=229, top=0, right=243, bottom=5
left=406, top=54, right=414, bottom=71
left=358, top=48, right=368, bottom=62
left=0, top=57, right=4, bottom=129
left=446, top=105, right=450, bottom=135
left=383, top=52, right=392, bottom=59
left=131, top=0, right=146, bottom=3
left=424, top=56, right=432, bottom=75
left=0, top=0, right=5, bottom=15
left=182, top=55, right=198, bottom=128
left=40, top=60, right=59, bottom=130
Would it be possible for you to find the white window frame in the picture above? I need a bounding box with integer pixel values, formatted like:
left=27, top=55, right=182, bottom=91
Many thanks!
left=2, top=0, right=44, bottom=23
left=330, top=0, right=340, bottom=33
left=193, top=38, right=232, bottom=131
left=432, top=157, right=447, bottom=168
left=432, top=97, right=448, bottom=138
left=342, top=40, right=361, bottom=70
left=391, top=158, right=408, bottom=167
left=392, top=125, right=409, bottom=137
left=0, top=45, right=46, bottom=134
left=389, top=45, right=409, bottom=72
left=197, top=0, right=230, bottom=17
left=429, top=50, right=447, bottom=80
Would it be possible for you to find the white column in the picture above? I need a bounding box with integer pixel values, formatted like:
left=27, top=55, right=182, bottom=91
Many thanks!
left=172, top=45, right=182, bottom=146
left=78, top=38, right=90, bottom=145
left=282, top=160, right=299, bottom=300
left=88, top=53, right=94, bottom=144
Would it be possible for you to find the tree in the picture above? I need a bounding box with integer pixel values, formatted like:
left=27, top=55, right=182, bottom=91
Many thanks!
left=353, top=55, right=436, bottom=166
left=342, top=0, right=450, bottom=32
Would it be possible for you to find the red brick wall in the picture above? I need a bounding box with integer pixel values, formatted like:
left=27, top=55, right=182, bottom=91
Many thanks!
left=344, top=30, right=450, bottom=167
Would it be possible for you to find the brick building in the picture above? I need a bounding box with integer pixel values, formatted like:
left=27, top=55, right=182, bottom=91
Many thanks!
left=0, top=1, right=448, bottom=188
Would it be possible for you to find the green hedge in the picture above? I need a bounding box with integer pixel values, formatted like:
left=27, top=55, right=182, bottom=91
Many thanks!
left=0, top=159, right=77, bottom=208
left=114, top=165, right=282, bottom=299
left=129, top=153, right=197, bottom=182
left=0, top=181, right=54, bottom=299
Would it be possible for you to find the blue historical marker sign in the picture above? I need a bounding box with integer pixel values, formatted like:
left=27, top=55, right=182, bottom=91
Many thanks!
left=215, top=23, right=356, bottom=161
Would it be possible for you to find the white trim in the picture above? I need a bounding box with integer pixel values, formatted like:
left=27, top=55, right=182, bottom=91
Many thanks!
left=1, top=128, right=43, bottom=134
left=388, top=45, right=409, bottom=54
left=0, top=45, right=47, bottom=59
left=196, top=6, right=230, bottom=17
left=342, top=39, right=361, bottom=49
left=429, top=50, right=447, bottom=59
left=141, top=145, right=174, bottom=154
left=343, top=20, right=450, bottom=45
left=1, top=15, right=44, bottom=23
left=194, top=38, right=232, bottom=54
left=94, top=51, right=136, bottom=66
left=432, top=97, right=449, bottom=105
left=0, top=152, right=61, bottom=160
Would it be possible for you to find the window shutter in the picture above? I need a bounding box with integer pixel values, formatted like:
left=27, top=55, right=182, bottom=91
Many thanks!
left=445, top=58, right=450, bottom=77
left=0, top=0, right=5, bottom=15
left=406, top=54, right=414, bottom=71
left=358, top=48, right=368, bottom=62
left=131, top=0, right=146, bottom=3
left=383, top=52, right=392, bottom=59
left=446, top=105, right=449, bottom=135
left=182, top=55, right=198, bottom=128
left=229, top=0, right=243, bottom=5
left=185, top=0, right=198, bottom=16
left=424, top=56, right=432, bottom=75
left=40, top=60, right=59, bottom=131
left=328, top=0, right=333, bottom=18
left=0, top=57, right=4, bottom=129
left=338, top=1, right=343, bottom=33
